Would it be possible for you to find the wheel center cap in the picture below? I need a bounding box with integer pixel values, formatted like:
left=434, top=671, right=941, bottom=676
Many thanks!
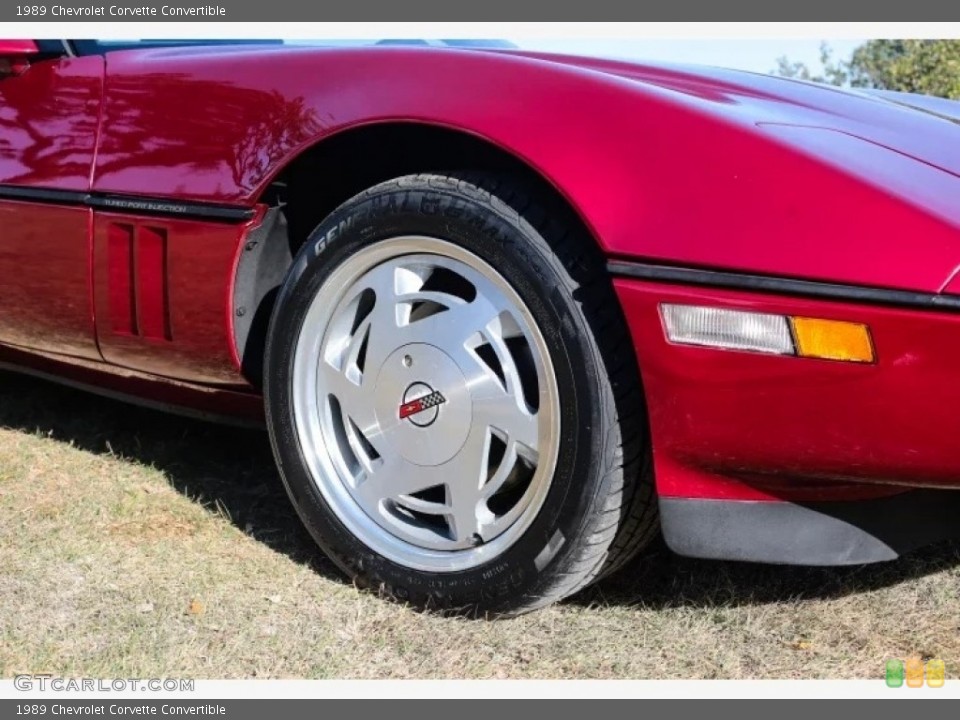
left=399, top=382, right=445, bottom=427
left=374, top=344, right=472, bottom=466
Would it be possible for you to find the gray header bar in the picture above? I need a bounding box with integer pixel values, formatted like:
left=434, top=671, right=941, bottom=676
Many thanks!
left=2, top=1, right=960, bottom=22
left=0, top=699, right=924, bottom=715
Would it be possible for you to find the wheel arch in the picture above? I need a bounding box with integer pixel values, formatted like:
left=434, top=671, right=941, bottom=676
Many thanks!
left=256, top=120, right=604, bottom=256
left=234, top=120, right=611, bottom=386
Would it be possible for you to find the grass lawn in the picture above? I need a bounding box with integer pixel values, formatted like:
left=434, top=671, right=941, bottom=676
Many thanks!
left=1, top=372, right=958, bottom=679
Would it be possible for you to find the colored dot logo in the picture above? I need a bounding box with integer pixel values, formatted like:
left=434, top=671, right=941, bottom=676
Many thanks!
left=927, top=659, right=946, bottom=688
left=885, top=659, right=904, bottom=688
left=906, top=658, right=924, bottom=688
left=885, top=657, right=946, bottom=688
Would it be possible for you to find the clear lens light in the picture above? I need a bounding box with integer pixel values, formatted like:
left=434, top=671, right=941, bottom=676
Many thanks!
left=661, top=304, right=795, bottom=355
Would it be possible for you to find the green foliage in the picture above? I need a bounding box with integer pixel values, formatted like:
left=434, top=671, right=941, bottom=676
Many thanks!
left=774, top=40, right=960, bottom=99
left=774, top=42, right=849, bottom=86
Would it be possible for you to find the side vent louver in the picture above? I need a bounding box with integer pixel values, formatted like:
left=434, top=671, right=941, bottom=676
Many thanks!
left=107, top=222, right=172, bottom=341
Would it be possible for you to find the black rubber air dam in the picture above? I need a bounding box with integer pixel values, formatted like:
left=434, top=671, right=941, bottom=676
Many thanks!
left=660, top=490, right=960, bottom=565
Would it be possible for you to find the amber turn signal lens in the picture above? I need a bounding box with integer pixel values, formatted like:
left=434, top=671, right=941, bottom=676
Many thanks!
left=789, top=317, right=875, bottom=363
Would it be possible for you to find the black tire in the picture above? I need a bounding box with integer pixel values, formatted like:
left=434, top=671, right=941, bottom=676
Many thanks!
left=264, top=172, right=657, bottom=616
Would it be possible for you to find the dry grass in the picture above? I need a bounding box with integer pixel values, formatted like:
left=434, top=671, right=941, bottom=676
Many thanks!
left=1, top=372, right=959, bottom=679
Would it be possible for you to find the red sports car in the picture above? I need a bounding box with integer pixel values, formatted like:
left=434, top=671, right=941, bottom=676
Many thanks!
left=3, top=38, right=960, bottom=615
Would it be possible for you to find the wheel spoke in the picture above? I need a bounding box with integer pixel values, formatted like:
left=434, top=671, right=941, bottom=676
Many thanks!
left=356, top=266, right=405, bottom=375
left=474, top=387, right=539, bottom=461
left=481, top=440, right=519, bottom=499
left=447, top=495, right=482, bottom=544
left=402, top=293, right=502, bottom=355
left=483, top=312, right=526, bottom=398
left=358, top=456, right=446, bottom=504
left=318, top=359, right=378, bottom=436
left=343, top=411, right=382, bottom=477
left=395, top=491, right=450, bottom=515
left=443, top=425, right=491, bottom=542
left=397, top=289, right=467, bottom=310
left=497, top=408, right=539, bottom=461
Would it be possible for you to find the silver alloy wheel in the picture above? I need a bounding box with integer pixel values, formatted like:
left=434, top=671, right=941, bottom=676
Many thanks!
left=291, top=236, right=560, bottom=572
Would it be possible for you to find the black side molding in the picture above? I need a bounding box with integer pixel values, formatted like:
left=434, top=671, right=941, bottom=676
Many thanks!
left=608, top=260, right=960, bottom=312
left=0, top=184, right=255, bottom=223
left=0, top=185, right=87, bottom=205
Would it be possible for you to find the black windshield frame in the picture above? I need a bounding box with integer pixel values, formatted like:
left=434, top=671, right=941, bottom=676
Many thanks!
left=70, top=39, right=285, bottom=56
left=66, top=38, right=517, bottom=56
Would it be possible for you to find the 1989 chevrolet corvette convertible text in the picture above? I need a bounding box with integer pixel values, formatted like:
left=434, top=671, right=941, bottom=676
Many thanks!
left=3, top=38, right=960, bottom=615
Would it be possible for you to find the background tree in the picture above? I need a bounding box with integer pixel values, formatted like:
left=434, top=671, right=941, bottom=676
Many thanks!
left=774, top=42, right=849, bottom=86
left=774, top=39, right=960, bottom=99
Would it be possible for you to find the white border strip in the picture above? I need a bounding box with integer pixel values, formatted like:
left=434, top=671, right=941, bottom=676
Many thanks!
left=1, top=18, right=957, bottom=702
left=1, top=678, right=957, bottom=699
left=7, top=21, right=960, bottom=39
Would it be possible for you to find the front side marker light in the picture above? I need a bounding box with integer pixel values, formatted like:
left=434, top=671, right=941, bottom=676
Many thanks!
left=661, top=304, right=875, bottom=363
left=790, top=317, right=874, bottom=363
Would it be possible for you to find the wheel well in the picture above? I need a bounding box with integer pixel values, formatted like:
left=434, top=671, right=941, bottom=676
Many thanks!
left=262, top=122, right=597, bottom=254
left=237, top=123, right=601, bottom=386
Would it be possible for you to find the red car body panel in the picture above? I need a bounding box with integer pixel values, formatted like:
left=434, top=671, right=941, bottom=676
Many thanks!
left=0, top=54, right=103, bottom=190
left=0, top=53, right=103, bottom=360
left=91, top=209, right=263, bottom=385
left=0, top=39, right=39, bottom=55
left=616, top=278, right=960, bottom=502
left=2, top=41, right=960, bottom=563
left=0, top=201, right=99, bottom=359
left=90, top=46, right=960, bottom=294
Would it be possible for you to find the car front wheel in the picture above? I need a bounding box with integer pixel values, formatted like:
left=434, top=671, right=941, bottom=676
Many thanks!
left=264, top=173, right=656, bottom=616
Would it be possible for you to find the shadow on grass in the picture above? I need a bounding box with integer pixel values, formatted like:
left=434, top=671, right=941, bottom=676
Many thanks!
left=0, top=371, right=343, bottom=582
left=2, top=371, right=958, bottom=612
left=568, top=536, right=960, bottom=611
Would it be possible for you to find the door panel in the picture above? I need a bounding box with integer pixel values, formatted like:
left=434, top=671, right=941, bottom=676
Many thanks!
left=0, top=55, right=103, bottom=189
left=0, top=54, right=103, bottom=359
left=93, top=211, right=255, bottom=385
left=0, top=201, right=97, bottom=357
